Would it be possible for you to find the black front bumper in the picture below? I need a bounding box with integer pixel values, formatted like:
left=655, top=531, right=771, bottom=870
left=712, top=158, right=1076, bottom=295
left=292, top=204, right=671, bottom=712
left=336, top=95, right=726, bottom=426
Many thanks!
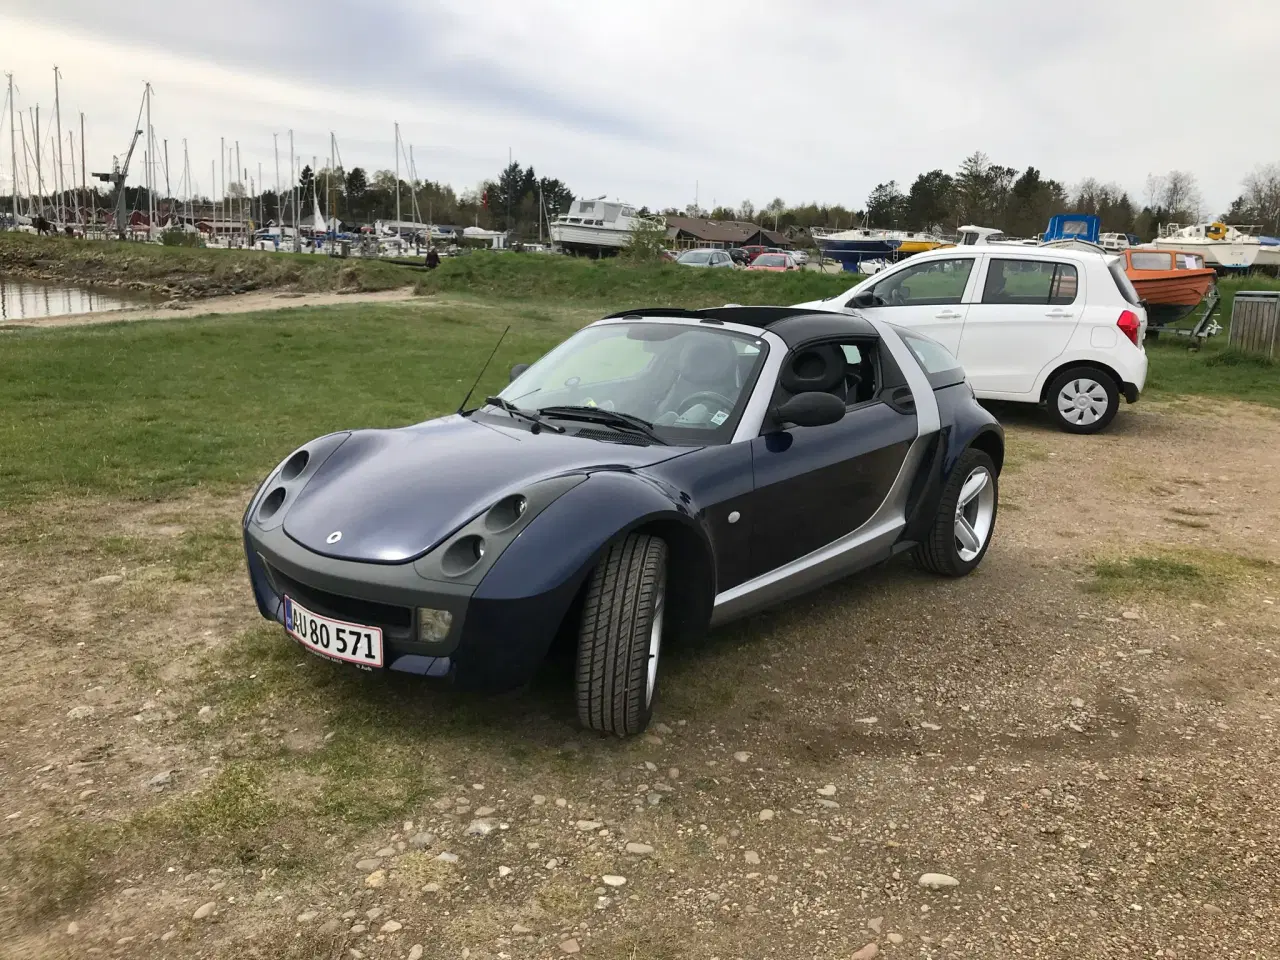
left=245, top=524, right=567, bottom=690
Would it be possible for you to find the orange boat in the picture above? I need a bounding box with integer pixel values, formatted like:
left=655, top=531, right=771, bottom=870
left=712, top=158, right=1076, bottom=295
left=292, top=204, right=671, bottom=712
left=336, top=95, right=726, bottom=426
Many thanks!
left=1122, top=248, right=1217, bottom=327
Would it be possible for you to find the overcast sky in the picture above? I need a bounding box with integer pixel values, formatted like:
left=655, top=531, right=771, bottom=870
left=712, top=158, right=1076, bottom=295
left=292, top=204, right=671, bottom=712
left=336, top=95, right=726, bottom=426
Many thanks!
left=2, top=0, right=1278, bottom=218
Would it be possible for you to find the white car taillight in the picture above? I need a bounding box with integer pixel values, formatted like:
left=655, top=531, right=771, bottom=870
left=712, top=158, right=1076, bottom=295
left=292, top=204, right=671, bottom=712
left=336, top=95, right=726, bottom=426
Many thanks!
left=1117, top=310, right=1141, bottom=346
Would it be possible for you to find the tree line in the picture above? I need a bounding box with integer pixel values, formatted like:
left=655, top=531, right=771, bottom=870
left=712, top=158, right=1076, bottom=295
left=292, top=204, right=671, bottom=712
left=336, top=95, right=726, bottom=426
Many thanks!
left=649, top=153, right=1280, bottom=242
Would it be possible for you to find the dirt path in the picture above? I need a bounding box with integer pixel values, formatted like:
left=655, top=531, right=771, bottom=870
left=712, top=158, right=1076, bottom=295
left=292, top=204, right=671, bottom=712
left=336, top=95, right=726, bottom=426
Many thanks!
left=2, top=400, right=1279, bottom=959
left=3, top=286, right=423, bottom=329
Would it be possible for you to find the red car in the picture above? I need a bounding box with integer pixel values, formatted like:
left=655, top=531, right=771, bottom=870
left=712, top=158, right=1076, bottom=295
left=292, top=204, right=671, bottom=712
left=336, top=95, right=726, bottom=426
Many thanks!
left=745, top=252, right=798, bottom=272
left=740, top=245, right=769, bottom=262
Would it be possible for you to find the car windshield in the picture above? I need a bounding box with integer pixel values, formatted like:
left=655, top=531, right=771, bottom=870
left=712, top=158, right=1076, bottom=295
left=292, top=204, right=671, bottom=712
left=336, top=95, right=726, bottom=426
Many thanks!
left=754, top=254, right=786, bottom=266
left=494, top=322, right=769, bottom=445
left=677, top=250, right=713, bottom=264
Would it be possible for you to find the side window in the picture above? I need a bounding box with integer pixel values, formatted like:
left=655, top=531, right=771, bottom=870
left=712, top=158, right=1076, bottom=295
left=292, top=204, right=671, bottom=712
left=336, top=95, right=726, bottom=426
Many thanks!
left=779, top=340, right=880, bottom=408
left=864, top=258, right=974, bottom=307
left=895, top=328, right=966, bottom=389
left=981, top=259, right=1078, bottom=306
left=1131, top=251, right=1173, bottom=270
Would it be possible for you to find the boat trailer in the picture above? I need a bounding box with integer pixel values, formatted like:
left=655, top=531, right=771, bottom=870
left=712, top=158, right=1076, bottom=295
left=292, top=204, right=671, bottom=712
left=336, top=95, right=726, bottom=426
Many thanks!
left=1145, top=285, right=1222, bottom=348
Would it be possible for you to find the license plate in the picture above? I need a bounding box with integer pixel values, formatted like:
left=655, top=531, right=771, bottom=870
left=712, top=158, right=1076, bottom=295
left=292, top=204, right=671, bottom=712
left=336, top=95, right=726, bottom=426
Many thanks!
left=283, top=596, right=383, bottom=668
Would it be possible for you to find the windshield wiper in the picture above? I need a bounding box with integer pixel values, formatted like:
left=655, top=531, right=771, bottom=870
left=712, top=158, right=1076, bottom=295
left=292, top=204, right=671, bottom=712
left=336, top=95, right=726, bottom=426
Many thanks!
left=482, top=396, right=564, bottom=433
left=537, top=405, right=667, bottom=444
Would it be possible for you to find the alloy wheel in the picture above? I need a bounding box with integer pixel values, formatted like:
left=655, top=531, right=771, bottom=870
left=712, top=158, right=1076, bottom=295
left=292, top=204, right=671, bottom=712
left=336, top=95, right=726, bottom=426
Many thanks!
left=954, top=466, right=996, bottom=562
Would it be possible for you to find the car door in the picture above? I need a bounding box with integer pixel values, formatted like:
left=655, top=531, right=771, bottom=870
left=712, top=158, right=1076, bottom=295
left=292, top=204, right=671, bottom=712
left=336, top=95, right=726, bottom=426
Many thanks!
left=838, top=255, right=980, bottom=355
left=744, top=339, right=917, bottom=580
left=956, top=256, right=1084, bottom=396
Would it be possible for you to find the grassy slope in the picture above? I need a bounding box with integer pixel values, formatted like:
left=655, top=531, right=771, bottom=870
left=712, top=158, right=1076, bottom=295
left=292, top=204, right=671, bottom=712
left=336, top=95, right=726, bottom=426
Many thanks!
left=415, top=250, right=854, bottom=305
left=0, top=233, right=417, bottom=298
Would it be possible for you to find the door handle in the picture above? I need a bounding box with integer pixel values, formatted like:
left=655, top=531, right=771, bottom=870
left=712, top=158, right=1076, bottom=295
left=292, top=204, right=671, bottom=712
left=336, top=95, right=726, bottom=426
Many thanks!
left=886, top=386, right=915, bottom=414
left=935, top=310, right=963, bottom=319
left=1045, top=309, right=1073, bottom=318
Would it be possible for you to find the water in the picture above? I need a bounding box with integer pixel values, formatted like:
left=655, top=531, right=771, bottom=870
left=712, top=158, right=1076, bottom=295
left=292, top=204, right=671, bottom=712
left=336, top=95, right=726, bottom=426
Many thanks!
left=0, top=276, right=140, bottom=322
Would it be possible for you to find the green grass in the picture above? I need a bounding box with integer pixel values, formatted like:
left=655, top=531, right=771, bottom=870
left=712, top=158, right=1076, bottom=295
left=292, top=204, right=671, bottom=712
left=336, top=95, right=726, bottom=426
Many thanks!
left=414, top=249, right=853, bottom=305
left=0, top=301, right=582, bottom=506
left=1144, top=275, right=1280, bottom=408
left=1087, top=549, right=1276, bottom=599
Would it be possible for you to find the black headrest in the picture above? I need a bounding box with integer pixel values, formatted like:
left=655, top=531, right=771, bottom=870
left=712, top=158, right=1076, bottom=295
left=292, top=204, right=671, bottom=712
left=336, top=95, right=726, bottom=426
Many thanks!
left=780, top=343, right=846, bottom=393
left=678, top=336, right=738, bottom=386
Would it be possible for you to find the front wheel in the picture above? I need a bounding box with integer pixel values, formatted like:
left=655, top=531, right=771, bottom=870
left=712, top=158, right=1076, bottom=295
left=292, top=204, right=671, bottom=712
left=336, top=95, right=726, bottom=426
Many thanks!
left=1046, top=367, right=1119, bottom=434
left=914, top=448, right=998, bottom=577
left=576, top=534, right=668, bottom=736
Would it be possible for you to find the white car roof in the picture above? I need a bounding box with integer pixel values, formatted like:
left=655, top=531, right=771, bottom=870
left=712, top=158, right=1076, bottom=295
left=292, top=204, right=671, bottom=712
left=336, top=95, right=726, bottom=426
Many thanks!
left=922, top=244, right=1115, bottom=265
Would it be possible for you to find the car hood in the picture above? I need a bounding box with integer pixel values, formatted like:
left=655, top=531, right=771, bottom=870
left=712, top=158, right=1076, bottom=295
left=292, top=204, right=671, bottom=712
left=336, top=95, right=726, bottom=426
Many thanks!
left=281, top=414, right=691, bottom=563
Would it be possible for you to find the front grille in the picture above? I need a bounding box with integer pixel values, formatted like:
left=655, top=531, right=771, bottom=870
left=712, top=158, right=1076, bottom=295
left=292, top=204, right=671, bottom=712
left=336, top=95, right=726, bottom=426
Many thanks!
left=572, top=428, right=651, bottom=446
left=266, top=563, right=414, bottom=640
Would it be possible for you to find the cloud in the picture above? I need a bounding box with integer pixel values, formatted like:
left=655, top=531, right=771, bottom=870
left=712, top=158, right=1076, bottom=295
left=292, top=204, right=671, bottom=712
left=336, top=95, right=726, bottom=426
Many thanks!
left=2, top=0, right=1278, bottom=215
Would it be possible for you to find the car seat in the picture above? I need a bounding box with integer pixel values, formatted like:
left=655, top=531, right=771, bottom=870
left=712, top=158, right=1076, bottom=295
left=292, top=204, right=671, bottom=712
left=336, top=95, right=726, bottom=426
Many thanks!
left=779, top=343, right=849, bottom=403
left=657, top=334, right=742, bottom=415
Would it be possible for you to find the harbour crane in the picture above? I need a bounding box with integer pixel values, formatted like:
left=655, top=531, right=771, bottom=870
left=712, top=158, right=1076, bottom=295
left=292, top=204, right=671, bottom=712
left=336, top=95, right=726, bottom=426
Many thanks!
left=92, top=128, right=143, bottom=239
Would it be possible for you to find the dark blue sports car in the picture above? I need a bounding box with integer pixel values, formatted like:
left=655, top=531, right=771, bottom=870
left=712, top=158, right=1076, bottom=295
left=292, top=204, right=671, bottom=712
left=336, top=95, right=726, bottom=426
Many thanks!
left=243, top=306, right=1003, bottom=735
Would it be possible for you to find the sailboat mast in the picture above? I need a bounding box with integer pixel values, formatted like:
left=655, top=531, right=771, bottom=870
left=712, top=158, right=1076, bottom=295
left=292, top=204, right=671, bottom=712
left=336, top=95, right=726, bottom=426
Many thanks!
left=33, top=106, right=41, bottom=219
left=394, top=123, right=401, bottom=236
left=7, top=74, right=16, bottom=224
left=276, top=133, right=284, bottom=239
left=53, top=66, right=65, bottom=225
left=235, top=140, right=241, bottom=242
left=80, top=111, right=87, bottom=226
left=163, top=139, right=171, bottom=230
left=144, top=83, right=154, bottom=236
left=289, top=129, right=297, bottom=250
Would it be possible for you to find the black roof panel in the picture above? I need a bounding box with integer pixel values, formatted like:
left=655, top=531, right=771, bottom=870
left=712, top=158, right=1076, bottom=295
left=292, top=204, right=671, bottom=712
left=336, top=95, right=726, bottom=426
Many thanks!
left=601, top=305, right=875, bottom=345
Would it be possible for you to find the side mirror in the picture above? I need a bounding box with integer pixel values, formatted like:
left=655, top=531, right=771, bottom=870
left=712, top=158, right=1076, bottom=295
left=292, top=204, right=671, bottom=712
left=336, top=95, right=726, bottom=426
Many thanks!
left=509, top=363, right=529, bottom=383
left=848, top=292, right=878, bottom=308
left=774, top=392, right=846, bottom=429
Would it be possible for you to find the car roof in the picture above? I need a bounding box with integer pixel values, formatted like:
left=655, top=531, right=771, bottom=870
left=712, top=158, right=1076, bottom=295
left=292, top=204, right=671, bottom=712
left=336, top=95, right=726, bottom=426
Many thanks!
left=600, top=306, right=876, bottom=346
left=922, top=244, right=1112, bottom=264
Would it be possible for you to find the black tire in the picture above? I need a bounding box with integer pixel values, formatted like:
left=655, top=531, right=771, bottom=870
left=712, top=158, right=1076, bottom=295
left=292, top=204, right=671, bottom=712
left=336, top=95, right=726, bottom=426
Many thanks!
left=576, top=534, right=668, bottom=736
left=1045, top=366, right=1119, bottom=434
left=914, top=448, right=998, bottom=577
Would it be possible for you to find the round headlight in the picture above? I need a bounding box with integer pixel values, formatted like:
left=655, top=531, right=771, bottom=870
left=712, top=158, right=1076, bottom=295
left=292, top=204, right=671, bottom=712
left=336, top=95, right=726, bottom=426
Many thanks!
left=441, top=535, right=487, bottom=577
left=484, top=494, right=528, bottom=532
left=280, top=449, right=310, bottom=481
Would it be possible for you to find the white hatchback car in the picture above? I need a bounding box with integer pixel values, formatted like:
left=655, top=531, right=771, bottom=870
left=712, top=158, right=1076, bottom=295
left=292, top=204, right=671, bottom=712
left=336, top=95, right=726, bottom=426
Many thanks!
left=796, top=245, right=1148, bottom=433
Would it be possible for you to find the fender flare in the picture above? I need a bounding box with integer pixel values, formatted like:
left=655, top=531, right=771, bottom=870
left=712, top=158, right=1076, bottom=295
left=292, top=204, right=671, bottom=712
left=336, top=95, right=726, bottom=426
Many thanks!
left=475, top=469, right=709, bottom=603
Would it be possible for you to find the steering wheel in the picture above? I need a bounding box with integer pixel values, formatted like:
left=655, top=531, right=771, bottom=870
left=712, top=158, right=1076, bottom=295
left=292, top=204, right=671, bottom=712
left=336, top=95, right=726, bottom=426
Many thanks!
left=676, top=391, right=735, bottom=417
left=887, top=286, right=907, bottom=306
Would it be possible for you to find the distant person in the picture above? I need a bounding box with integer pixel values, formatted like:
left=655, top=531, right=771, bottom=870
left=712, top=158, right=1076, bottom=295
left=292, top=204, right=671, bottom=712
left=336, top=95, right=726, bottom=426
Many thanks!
left=425, top=247, right=440, bottom=270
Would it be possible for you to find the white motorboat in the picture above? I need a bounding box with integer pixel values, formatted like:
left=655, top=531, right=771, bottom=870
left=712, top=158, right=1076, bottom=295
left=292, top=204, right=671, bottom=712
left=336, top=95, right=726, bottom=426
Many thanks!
left=1147, top=222, right=1261, bottom=271
left=549, top=198, right=662, bottom=254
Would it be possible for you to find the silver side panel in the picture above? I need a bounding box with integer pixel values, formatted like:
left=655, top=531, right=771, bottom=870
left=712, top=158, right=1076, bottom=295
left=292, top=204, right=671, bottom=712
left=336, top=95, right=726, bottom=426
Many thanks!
left=710, top=320, right=941, bottom=625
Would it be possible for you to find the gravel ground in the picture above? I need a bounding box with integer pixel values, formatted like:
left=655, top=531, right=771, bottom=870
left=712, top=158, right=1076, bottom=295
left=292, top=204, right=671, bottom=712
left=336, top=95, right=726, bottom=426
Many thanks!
left=1, top=398, right=1278, bottom=960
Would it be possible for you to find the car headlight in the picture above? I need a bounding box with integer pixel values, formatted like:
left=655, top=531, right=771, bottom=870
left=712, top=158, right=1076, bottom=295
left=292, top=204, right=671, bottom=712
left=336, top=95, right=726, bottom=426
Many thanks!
left=418, top=608, right=454, bottom=642
left=414, top=475, right=587, bottom=585
left=247, top=432, right=352, bottom=531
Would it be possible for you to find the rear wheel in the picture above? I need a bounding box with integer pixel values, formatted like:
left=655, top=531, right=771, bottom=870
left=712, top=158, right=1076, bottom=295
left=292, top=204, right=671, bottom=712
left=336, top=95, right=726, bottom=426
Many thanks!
left=914, top=448, right=998, bottom=577
left=576, top=534, right=668, bottom=736
left=1046, top=366, right=1119, bottom=433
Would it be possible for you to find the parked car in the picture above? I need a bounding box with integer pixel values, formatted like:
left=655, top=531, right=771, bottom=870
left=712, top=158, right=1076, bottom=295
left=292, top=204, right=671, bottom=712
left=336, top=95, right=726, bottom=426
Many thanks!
left=795, top=246, right=1148, bottom=433
left=243, top=305, right=1003, bottom=735
left=676, top=248, right=736, bottom=268
left=728, top=247, right=752, bottom=267
left=741, top=244, right=769, bottom=262
left=790, top=249, right=811, bottom=266
left=746, top=252, right=799, bottom=272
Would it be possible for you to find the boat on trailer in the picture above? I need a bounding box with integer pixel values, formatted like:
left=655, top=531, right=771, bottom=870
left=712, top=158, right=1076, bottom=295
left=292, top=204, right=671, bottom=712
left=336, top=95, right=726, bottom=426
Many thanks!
left=1120, top=248, right=1217, bottom=328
